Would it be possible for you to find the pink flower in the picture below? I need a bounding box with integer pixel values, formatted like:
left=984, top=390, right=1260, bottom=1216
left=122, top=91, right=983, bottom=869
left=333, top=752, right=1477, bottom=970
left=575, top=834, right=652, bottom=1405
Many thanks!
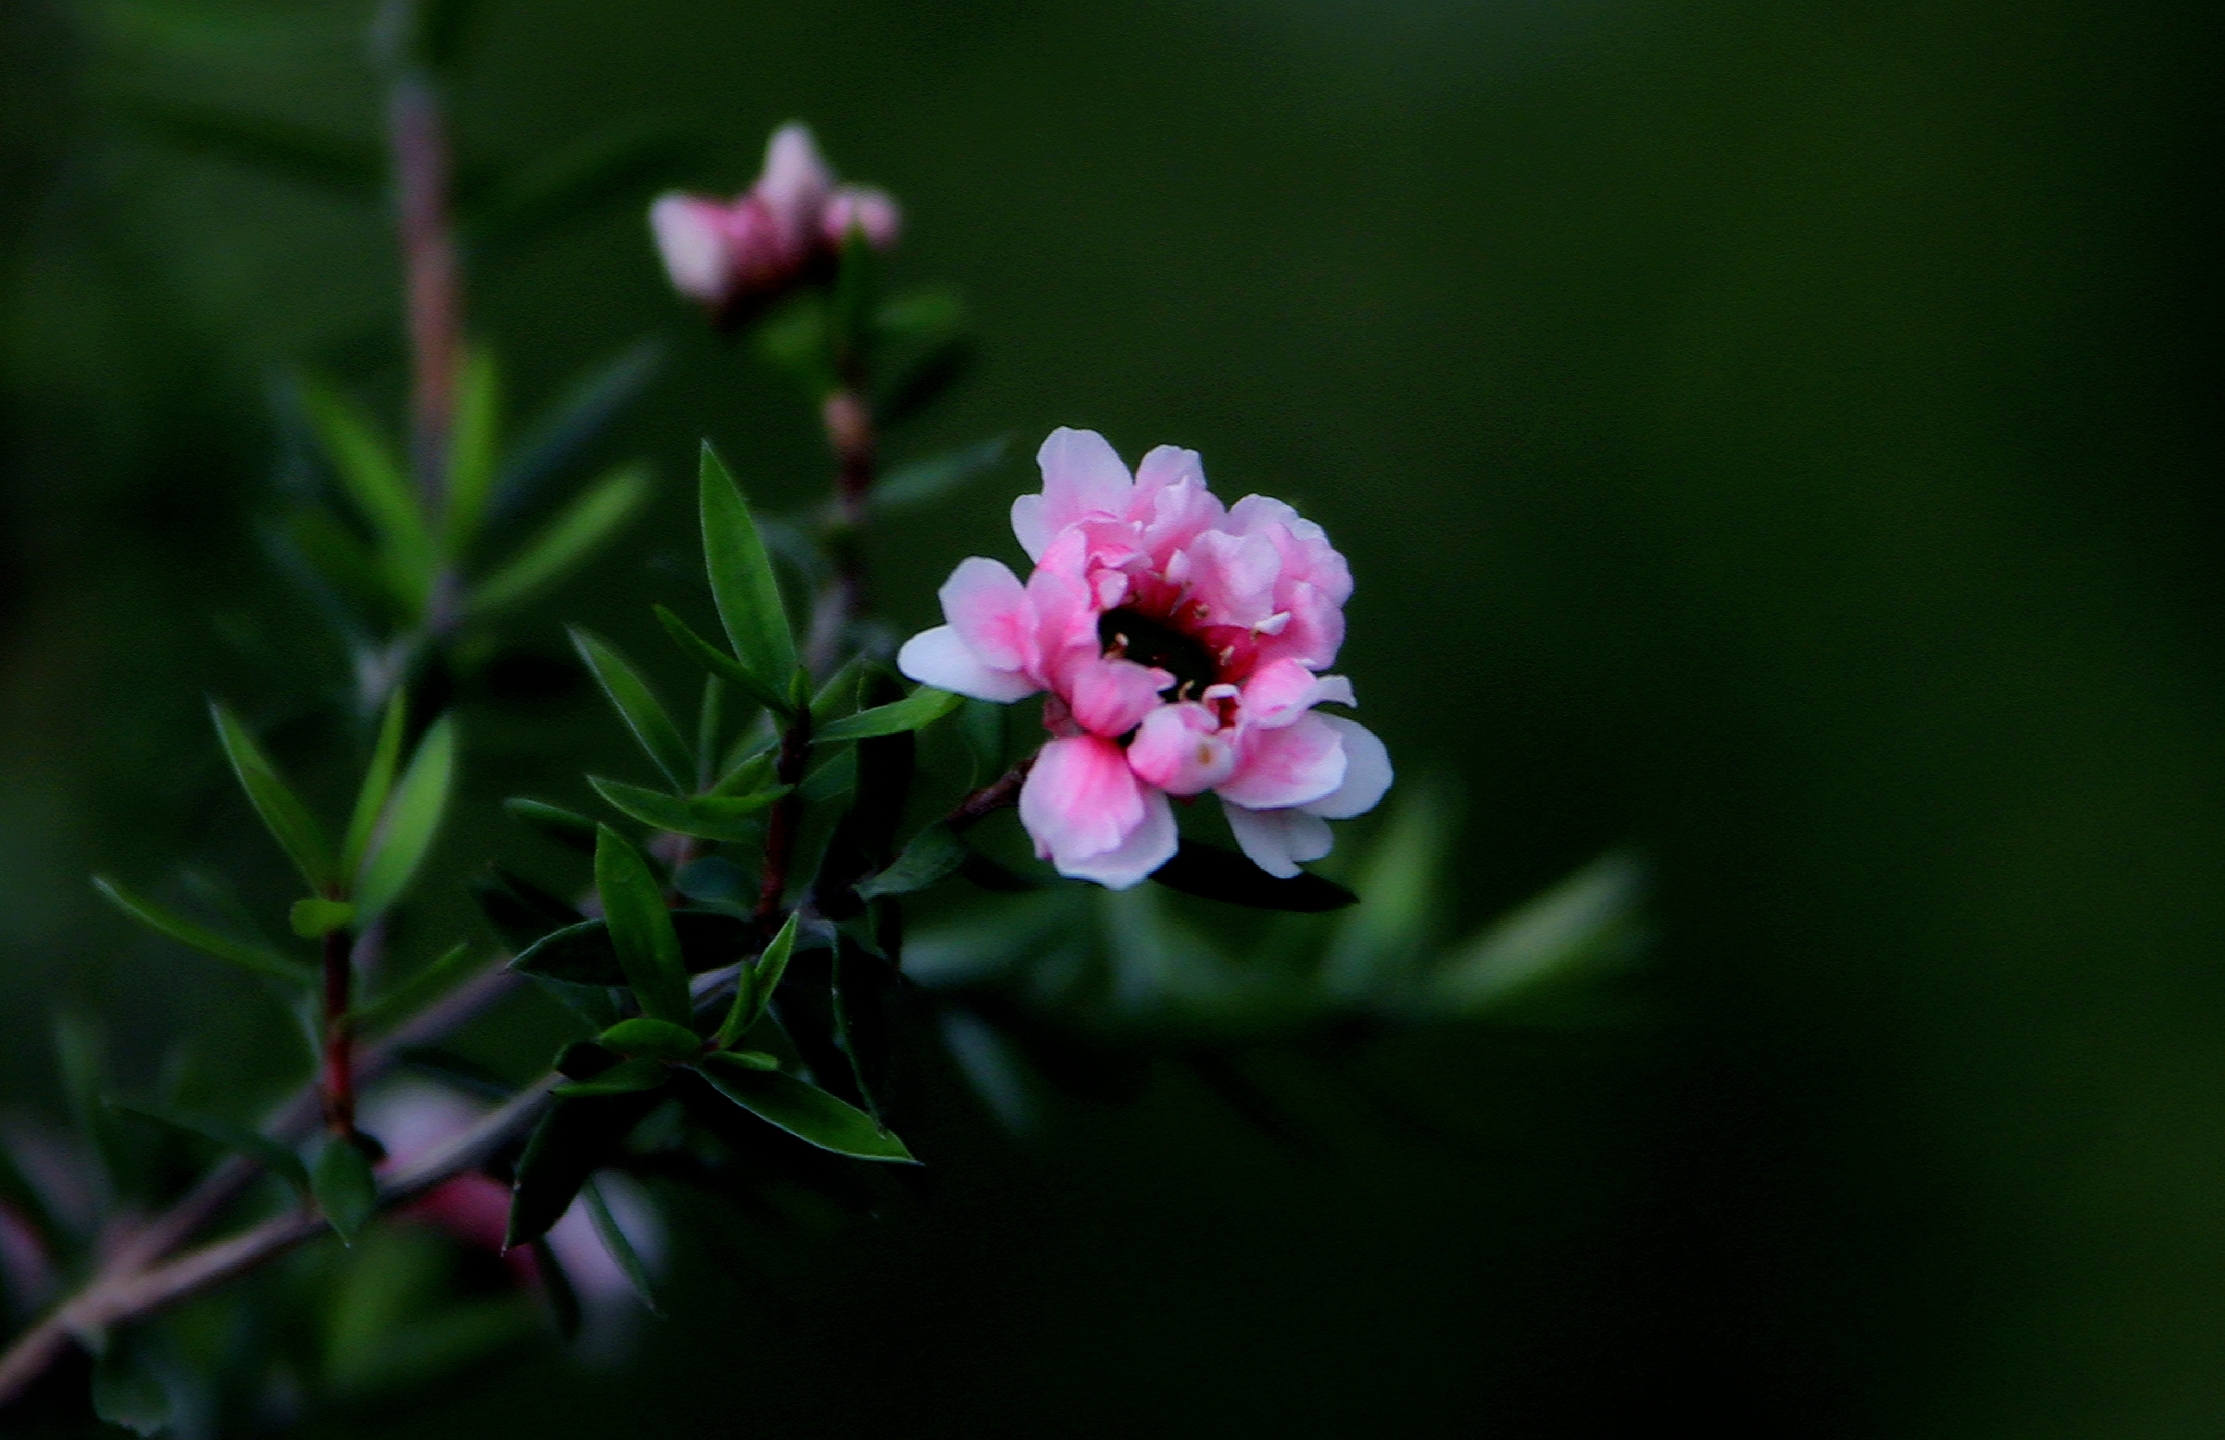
left=899, top=428, right=1392, bottom=887
left=649, top=122, right=900, bottom=321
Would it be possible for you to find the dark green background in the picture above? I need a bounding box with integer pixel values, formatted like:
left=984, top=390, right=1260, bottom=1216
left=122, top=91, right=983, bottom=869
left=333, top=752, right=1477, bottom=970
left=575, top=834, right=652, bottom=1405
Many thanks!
left=3, top=0, right=2220, bottom=1433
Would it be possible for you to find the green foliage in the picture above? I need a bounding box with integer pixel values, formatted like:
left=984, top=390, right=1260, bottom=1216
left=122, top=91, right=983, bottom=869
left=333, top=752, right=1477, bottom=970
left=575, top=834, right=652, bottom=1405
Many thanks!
left=571, top=628, right=695, bottom=792
left=354, top=715, right=457, bottom=917
left=339, top=691, right=409, bottom=880
left=209, top=703, right=335, bottom=893
left=872, top=435, right=1009, bottom=512
left=813, top=685, right=962, bottom=744
left=289, top=898, right=355, bottom=938
left=470, top=464, right=649, bottom=617
left=714, top=911, right=797, bottom=1048
left=855, top=822, right=967, bottom=901
left=509, top=910, right=751, bottom=986
left=106, top=1097, right=310, bottom=1195
left=592, top=826, right=692, bottom=1024
left=92, top=877, right=312, bottom=985
left=588, top=776, right=785, bottom=842
left=698, top=444, right=799, bottom=709
left=692, top=1060, right=915, bottom=1163
left=581, top=1178, right=662, bottom=1315
left=597, top=1017, right=702, bottom=1061
left=350, top=941, right=479, bottom=1034
left=312, top=1135, right=380, bottom=1245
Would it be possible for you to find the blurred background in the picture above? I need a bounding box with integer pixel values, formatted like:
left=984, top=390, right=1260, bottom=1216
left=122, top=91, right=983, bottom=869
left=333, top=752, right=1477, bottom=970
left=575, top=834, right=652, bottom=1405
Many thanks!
left=2, top=0, right=2220, bottom=1434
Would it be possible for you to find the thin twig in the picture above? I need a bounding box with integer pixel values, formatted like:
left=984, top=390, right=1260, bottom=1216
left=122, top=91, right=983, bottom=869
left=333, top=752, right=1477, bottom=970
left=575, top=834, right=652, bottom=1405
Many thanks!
left=949, top=755, right=1036, bottom=834
left=804, top=387, right=877, bottom=676
left=754, top=706, right=815, bottom=924
left=0, top=1079, right=555, bottom=1407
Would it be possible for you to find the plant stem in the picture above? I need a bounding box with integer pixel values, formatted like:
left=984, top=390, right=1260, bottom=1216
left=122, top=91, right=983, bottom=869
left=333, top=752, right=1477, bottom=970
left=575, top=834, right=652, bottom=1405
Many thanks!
left=390, top=69, right=459, bottom=521
left=0, top=1078, right=554, bottom=1408
left=949, top=754, right=1036, bottom=833
left=321, top=927, right=355, bottom=1137
left=805, top=387, right=877, bottom=676
left=754, top=705, right=815, bottom=924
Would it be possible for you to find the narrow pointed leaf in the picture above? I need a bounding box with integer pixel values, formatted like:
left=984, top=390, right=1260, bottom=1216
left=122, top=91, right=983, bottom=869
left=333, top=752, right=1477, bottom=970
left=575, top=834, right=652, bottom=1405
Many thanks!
left=443, top=346, right=502, bottom=554
left=340, top=691, right=408, bottom=878
left=814, top=686, right=962, bottom=745
left=715, top=911, right=796, bottom=1049
left=693, top=1063, right=914, bottom=1162
left=581, top=1177, right=662, bottom=1316
left=597, top=1017, right=701, bottom=1062
left=510, top=910, right=752, bottom=985
left=107, top=1097, right=309, bottom=1194
left=593, top=826, right=691, bottom=1024
left=506, top=1091, right=658, bottom=1250
left=312, top=1136, right=379, bottom=1244
left=471, top=868, right=581, bottom=951
left=210, top=703, right=334, bottom=891
left=295, top=378, right=434, bottom=602
left=856, top=822, right=967, bottom=900
left=494, top=337, right=662, bottom=516
left=552, top=1057, right=670, bottom=1097
left=93, top=878, right=313, bottom=985
left=655, top=603, right=789, bottom=712
left=470, top=464, right=649, bottom=617
left=503, top=797, right=598, bottom=853
left=351, top=941, right=479, bottom=1034
left=570, top=629, right=694, bottom=791
left=872, top=435, right=1007, bottom=512
left=588, top=775, right=785, bottom=842
left=354, top=715, right=458, bottom=916
left=698, top=445, right=796, bottom=702
left=288, top=898, right=356, bottom=938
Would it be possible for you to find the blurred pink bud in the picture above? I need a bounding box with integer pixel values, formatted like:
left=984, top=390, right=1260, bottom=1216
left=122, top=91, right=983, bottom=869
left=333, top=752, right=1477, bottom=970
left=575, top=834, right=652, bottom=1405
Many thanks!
left=648, top=121, right=900, bottom=322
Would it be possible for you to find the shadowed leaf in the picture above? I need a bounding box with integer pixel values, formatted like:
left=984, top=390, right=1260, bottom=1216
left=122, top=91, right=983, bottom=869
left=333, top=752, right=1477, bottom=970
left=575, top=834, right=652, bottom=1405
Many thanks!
left=693, top=1060, right=915, bottom=1162
left=1147, top=839, right=1357, bottom=912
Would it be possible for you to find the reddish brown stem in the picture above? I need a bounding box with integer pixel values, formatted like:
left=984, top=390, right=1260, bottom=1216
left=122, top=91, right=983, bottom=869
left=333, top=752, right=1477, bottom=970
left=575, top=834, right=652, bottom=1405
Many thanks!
left=320, top=927, right=355, bottom=1137
left=754, top=705, right=815, bottom=924
left=389, top=70, right=459, bottom=517
left=949, top=754, right=1036, bottom=834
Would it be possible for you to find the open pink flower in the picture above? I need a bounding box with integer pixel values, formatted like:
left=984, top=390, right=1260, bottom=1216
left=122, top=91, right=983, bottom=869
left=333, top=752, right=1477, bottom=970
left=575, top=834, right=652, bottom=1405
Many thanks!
left=649, top=123, right=900, bottom=322
left=899, top=428, right=1391, bottom=887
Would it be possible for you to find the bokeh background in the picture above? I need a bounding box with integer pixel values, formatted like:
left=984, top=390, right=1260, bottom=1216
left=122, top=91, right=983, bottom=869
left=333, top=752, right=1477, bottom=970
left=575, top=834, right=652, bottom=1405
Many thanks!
left=3, top=0, right=2220, bottom=1434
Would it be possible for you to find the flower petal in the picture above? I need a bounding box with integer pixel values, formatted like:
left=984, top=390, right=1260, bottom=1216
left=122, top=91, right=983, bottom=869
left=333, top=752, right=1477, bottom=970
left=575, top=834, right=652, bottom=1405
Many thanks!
left=1060, top=787, right=1177, bottom=889
left=1065, top=655, right=1169, bottom=738
left=1013, top=428, right=1133, bottom=560
left=757, top=122, right=833, bottom=225
left=1300, top=716, right=1393, bottom=819
left=648, top=195, right=732, bottom=304
left=1217, top=712, right=1346, bottom=810
left=1019, top=735, right=1148, bottom=870
left=1127, top=702, right=1236, bottom=795
left=896, top=625, right=1037, bottom=703
left=1222, top=801, right=1333, bottom=879
left=1240, top=658, right=1354, bottom=729
left=938, top=557, right=1035, bottom=673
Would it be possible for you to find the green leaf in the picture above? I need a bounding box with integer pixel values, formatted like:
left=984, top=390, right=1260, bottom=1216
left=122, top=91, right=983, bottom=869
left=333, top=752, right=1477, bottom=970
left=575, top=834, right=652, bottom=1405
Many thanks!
left=654, top=603, right=790, bottom=713
left=470, top=868, right=581, bottom=952
left=340, top=691, right=408, bottom=880
left=873, top=435, right=1008, bottom=512
left=714, top=910, right=796, bottom=1049
left=502, top=797, right=598, bottom=853
left=593, top=826, right=692, bottom=1024
left=695, top=676, right=726, bottom=792
left=91, top=1344, right=172, bottom=1437
left=295, top=378, right=434, bottom=606
left=800, top=748, right=857, bottom=805
left=506, top=1090, right=660, bottom=1250
left=702, top=1048, right=779, bottom=1072
left=697, top=444, right=797, bottom=705
left=470, top=464, right=650, bottom=617
left=755, top=293, right=835, bottom=397
left=106, top=1097, right=309, bottom=1194
left=1422, top=853, right=1645, bottom=1016
left=874, top=286, right=968, bottom=345
left=443, top=346, right=502, bottom=554
left=93, top=877, right=313, bottom=985
left=1147, top=839, right=1358, bottom=912
left=464, top=120, right=694, bottom=256
left=495, top=337, right=663, bottom=514
left=289, top=898, right=356, bottom=938
left=814, top=686, right=963, bottom=745
left=588, top=776, right=785, bottom=843
left=210, top=703, right=335, bottom=892
left=570, top=628, right=695, bottom=792
left=692, top=1063, right=915, bottom=1163
left=351, top=941, right=478, bottom=1035
left=312, top=1135, right=380, bottom=1244
left=856, top=823, right=967, bottom=901
left=709, top=748, right=777, bottom=799
left=123, top=99, right=381, bottom=195
left=831, top=227, right=879, bottom=365
left=551, top=1057, right=670, bottom=1097
left=597, top=1017, right=701, bottom=1062
left=509, top=910, right=752, bottom=986
left=581, top=1177, right=662, bottom=1315
left=354, top=715, right=458, bottom=917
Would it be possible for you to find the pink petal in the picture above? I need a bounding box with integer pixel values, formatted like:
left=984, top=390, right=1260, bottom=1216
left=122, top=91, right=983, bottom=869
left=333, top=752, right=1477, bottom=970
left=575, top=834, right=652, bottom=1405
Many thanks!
left=1064, top=655, right=1170, bottom=738
left=1241, top=658, right=1354, bottom=730
left=1059, top=787, right=1177, bottom=889
left=1127, top=703, right=1236, bottom=795
left=1019, top=735, right=1149, bottom=870
left=1300, top=716, right=1393, bottom=819
left=1013, top=428, right=1133, bottom=560
left=1217, top=711, right=1346, bottom=810
left=1222, top=801, right=1333, bottom=879
left=1182, top=528, right=1283, bottom=629
left=939, top=557, right=1036, bottom=672
left=756, top=122, right=834, bottom=226
left=897, top=626, right=1037, bottom=703
left=648, top=195, right=733, bottom=304
left=823, top=186, right=901, bottom=250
